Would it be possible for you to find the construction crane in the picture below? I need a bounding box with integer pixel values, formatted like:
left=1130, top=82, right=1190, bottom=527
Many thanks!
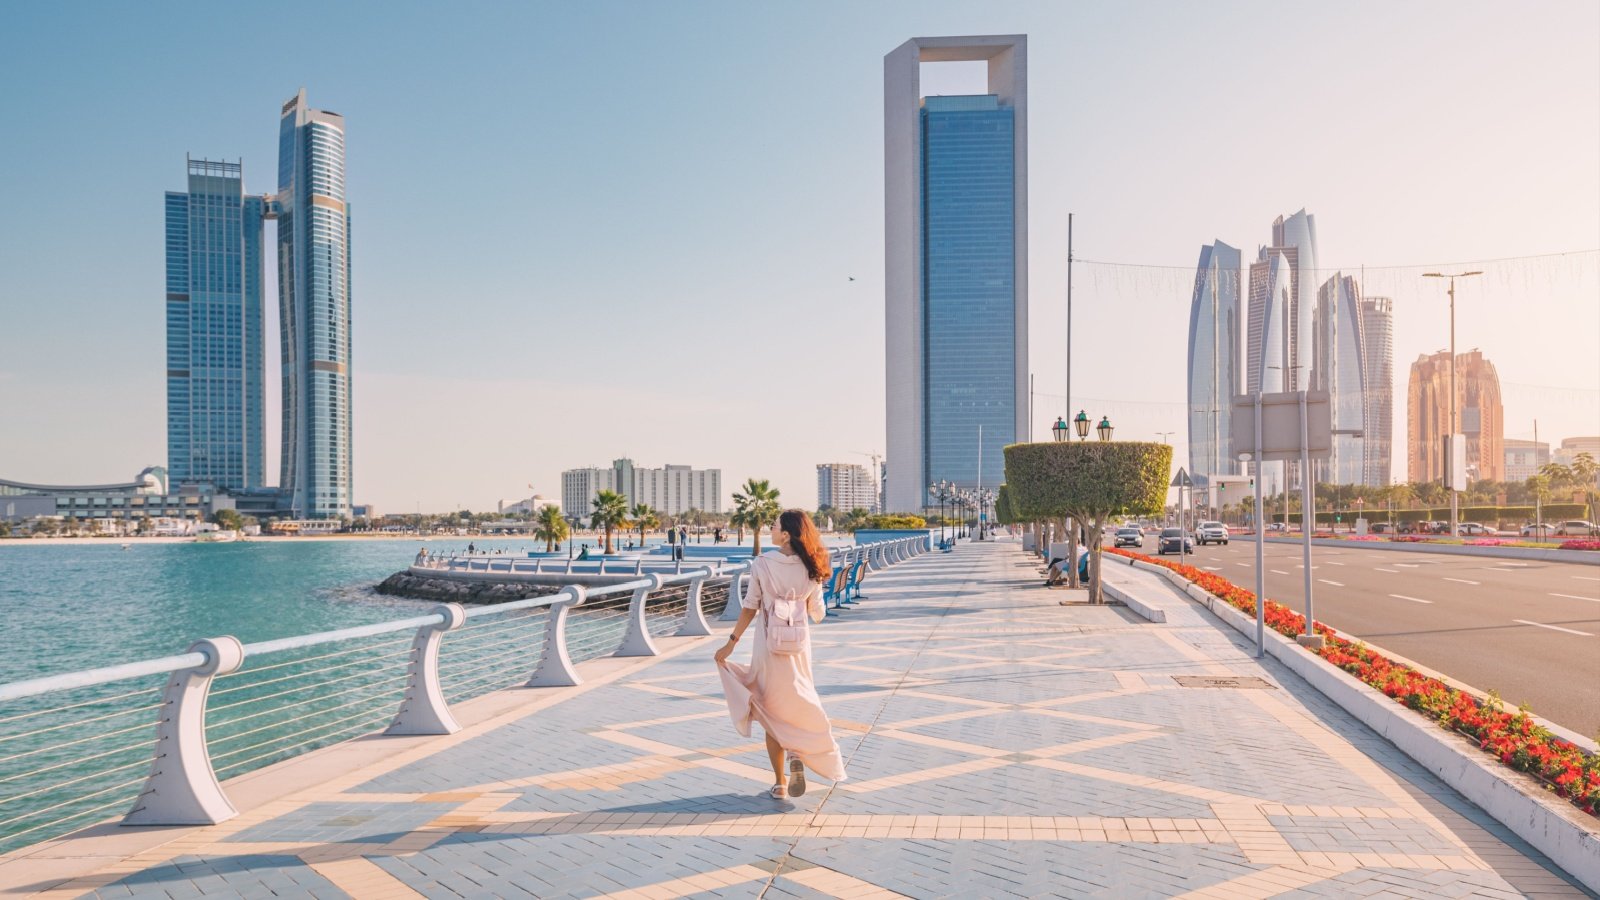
left=851, top=450, right=885, bottom=513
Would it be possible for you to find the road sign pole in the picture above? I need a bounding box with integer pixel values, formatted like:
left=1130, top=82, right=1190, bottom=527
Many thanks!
left=1254, top=393, right=1266, bottom=658
left=1300, top=390, right=1316, bottom=645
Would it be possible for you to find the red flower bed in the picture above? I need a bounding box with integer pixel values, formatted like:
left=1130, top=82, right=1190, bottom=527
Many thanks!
left=1106, top=546, right=1600, bottom=816
left=1558, top=539, right=1600, bottom=551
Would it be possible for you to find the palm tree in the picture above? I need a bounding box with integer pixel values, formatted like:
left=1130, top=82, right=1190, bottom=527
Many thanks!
left=630, top=504, right=659, bottom=549
left=590, top=490, right=628, bottom=554
left=1569, top=452, right=1598, bottom=516
left=534, top=505, right=569, bottom=552
left=1540, top=461, right=1574, bottom=497
left=732, top=478, right=781, bottom=556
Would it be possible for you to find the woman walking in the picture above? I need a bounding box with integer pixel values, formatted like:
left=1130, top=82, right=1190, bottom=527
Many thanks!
left=715, top=509, right=847, bottom=799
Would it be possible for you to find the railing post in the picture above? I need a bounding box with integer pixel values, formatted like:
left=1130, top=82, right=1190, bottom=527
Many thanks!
left=386, top=603, right=466, bottom=736
left=675, top=568, right=714, bottom=637
left=719, top=568, right=746, bottom=621
left=123, top=636, right=244, bottom=826
left=527, top=585, right=585, bottom=687
left=616, top=574, right=663, bottom=657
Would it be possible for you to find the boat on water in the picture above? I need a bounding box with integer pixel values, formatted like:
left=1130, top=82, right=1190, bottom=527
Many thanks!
left=193, top=530, right=239, bottom=544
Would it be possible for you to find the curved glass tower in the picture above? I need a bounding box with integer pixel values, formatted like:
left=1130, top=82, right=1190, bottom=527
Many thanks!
left=1314, top=274, right=1367, bottom=485
left=276, top=90, right=351, bottom=520
left=1186, top=241, right=1241, bottom=482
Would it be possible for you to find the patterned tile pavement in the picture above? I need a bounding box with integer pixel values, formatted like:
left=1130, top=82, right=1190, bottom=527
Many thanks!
left=7, top=540, right=1592, bottom=898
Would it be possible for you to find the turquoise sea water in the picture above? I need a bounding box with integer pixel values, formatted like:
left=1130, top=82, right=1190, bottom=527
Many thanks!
left=2, top=538, right=549, bottom=683
left=0, top=536, right=699, bottom=852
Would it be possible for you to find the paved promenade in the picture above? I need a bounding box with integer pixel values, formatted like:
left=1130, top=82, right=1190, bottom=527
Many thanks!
left=2, top=541, right=1589, bottom=898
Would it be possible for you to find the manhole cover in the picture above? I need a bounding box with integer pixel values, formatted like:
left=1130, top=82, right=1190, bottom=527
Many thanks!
left=1172, top=675, right=1275, bottom=689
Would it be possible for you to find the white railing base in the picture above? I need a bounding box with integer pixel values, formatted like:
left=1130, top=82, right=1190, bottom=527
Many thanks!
left=616, top=574, right=664, bottom=657
left=674, top=570, right=714, bottom=637
left=719, top=570, right=746, bottom=621
left=527, top=587, right=584, bottom=687
left=386, top=603, right=465, bottom=736
left=123, top=636, right=244, bottom=827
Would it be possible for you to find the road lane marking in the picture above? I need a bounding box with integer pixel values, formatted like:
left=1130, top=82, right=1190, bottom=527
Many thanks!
left=1443, top=577, right=1480, bottom=585
left=1395, top=563, right=1420, bottom=568
left=1549, top=593, right=1599, bottom=603
left=1234, top=562, right=1251, bottom=567
left=1513, top=619, right=1594, bottom=637
left=1325, top=562, right=1345, bottom=566
left=1375, top=568, right=1399, bottom=574
left=1574, top=576, right=1600, bottom=582
left=1318, top=579, right=1345, bottom=587
left=1389, top=594, right=1432, bottom=604
left=1202, top=566, right=1221, bottom=571
left=1270, top=569, right=1290, bottom=575
left=1496, top=562, right=1530, bottom=567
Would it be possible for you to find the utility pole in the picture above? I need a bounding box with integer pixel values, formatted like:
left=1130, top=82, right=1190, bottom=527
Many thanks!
left=1066, top=213, right=1074, bottom=427
left=1422, top=271, right=1481, bottom=537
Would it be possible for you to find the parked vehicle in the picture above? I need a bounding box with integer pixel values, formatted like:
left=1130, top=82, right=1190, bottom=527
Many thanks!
left=1113, top=527, right=1143, bottom=548
left=1267, top=522, right=1288, bottom=533
left=1521, top=522, right=1557, bottom=537
left=1370, top=522, right=1394, bottom=534
left=1196, top=521, right=1230, bottom=545
left=1458, top=522, right=1493, bottom=536
left=1558, top=520, right=1598, bottom=536
left=1157, top=528, right=1194, bottom=555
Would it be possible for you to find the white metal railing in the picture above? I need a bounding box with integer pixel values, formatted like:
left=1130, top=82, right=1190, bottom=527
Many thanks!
left=0, top=534, right=929, bottom=852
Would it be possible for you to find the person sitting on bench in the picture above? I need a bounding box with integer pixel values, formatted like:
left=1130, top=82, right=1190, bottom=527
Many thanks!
left=1044, top=546, right=1089, bottom=586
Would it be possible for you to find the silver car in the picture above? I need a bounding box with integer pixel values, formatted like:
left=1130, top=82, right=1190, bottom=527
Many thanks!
left=1197, top=521, right=1229, bottom=545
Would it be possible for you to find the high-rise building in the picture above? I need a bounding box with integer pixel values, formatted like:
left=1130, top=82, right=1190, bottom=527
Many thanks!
left=1272, top=210, right=1319, bottom=393
left=1246, top=248, right=1293, bottom=397
left=276, top=89, right=352, bottom=520
left=885, top=36, right=1028, bottom=512
left=1503, top=439, right=1550, bottom=483
left=561, top=459, right=721, bottom=521
left=1313, top=274, right=1366, bottom=485
left=816, top=463, right=879, bottom=513
left=1359, top=297, right=1394, bottom=486
left=1186, top=241, right=1241, bottom=484
left=1407, top=350, right=1504, bottom=485
left=165, top=159, right=267, bottom=491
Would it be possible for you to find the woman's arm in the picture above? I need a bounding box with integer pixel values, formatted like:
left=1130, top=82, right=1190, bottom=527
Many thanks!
left=714, top=608, right=758, bottom=664
left=807, top=581, right=826, bottom=623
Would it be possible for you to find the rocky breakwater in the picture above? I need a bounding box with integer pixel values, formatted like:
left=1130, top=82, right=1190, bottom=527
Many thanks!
left=376, top=570, right=562, bottom=604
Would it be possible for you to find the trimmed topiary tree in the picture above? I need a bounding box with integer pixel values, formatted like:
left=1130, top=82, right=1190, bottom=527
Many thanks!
left=995, top=484, right=1016, bottom=526
left=1004, top=441, right=1172, bottom=604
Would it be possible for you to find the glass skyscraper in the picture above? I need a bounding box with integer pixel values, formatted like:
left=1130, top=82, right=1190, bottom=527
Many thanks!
left=276, top=90, right=352, bottom=520
left=165, top=159, right=266, bottom=491
left=1186, top=241, right=1241, bottom=483
left=1360, top=297, right=1394, bottom=486
left=885, top=36, right=1028, bottom=511
left=1314, top=274, right=1367, bottom=485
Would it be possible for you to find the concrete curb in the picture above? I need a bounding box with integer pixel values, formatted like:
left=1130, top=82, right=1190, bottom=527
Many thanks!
left=1236, top=535, right=1600, bottom=566
left=1098, top=578, right=1167, bottom=623
left=1116, top=555, right=1600, bottom=892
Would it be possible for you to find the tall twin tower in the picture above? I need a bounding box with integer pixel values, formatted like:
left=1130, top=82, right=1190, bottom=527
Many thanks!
left=165, top=90, right=352, bottom=520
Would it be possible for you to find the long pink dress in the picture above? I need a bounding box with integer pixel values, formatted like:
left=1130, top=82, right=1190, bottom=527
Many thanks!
left=717, top=551, right=847, bottom=782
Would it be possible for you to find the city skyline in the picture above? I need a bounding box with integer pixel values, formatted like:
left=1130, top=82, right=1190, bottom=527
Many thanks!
left=1, top=3, right=1596, bottom=513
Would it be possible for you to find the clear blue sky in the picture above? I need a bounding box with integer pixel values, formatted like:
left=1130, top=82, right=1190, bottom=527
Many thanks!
left=1, top=1, right=1596, bottom=512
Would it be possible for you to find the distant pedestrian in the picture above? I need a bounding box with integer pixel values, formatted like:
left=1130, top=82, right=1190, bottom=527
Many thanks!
left=715, top=510, right=847, bottom=799
left=468, top=541, right=476, bottom=555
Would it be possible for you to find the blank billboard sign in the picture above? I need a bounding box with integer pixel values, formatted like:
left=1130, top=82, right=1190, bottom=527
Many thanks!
left=1230, top=391, right=1332, bottom=462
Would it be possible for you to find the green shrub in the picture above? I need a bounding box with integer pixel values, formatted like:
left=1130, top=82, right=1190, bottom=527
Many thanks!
left=863, top=513, right=926, bottom=530
left=995, top=484, right=1016, bottom=525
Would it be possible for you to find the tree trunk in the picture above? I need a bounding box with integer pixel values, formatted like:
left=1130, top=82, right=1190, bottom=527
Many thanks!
left=1088, top=513, right=1106, bottom=604
left=604, top=525, right=613, bottom=554
left=1065, top=516, right=1080, bottom=588
left=752, top=525, right=763, bottom=557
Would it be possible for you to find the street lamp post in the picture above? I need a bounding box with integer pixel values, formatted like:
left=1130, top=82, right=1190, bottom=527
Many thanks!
left=1097, top=416, right=1114, bottom=442
left=1052, top=417, right=1069, bottom=443
left=1074, top=410, right=1091, bottom=440
left=1422, top=271, right=1482, bottom=538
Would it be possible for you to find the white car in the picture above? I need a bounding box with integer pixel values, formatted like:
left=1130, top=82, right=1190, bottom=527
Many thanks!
left=1197, top=521, right=1229, bottom=545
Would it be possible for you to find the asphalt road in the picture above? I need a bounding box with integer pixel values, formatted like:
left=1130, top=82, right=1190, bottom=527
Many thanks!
left=1131, top=538, right=1600, bottom=738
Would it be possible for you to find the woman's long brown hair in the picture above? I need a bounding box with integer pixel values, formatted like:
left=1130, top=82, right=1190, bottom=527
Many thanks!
left=779, top=509, right=832, bottom=583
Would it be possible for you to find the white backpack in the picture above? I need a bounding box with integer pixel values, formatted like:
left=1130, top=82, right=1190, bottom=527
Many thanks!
left=755, top=558, right=808, bottom=656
